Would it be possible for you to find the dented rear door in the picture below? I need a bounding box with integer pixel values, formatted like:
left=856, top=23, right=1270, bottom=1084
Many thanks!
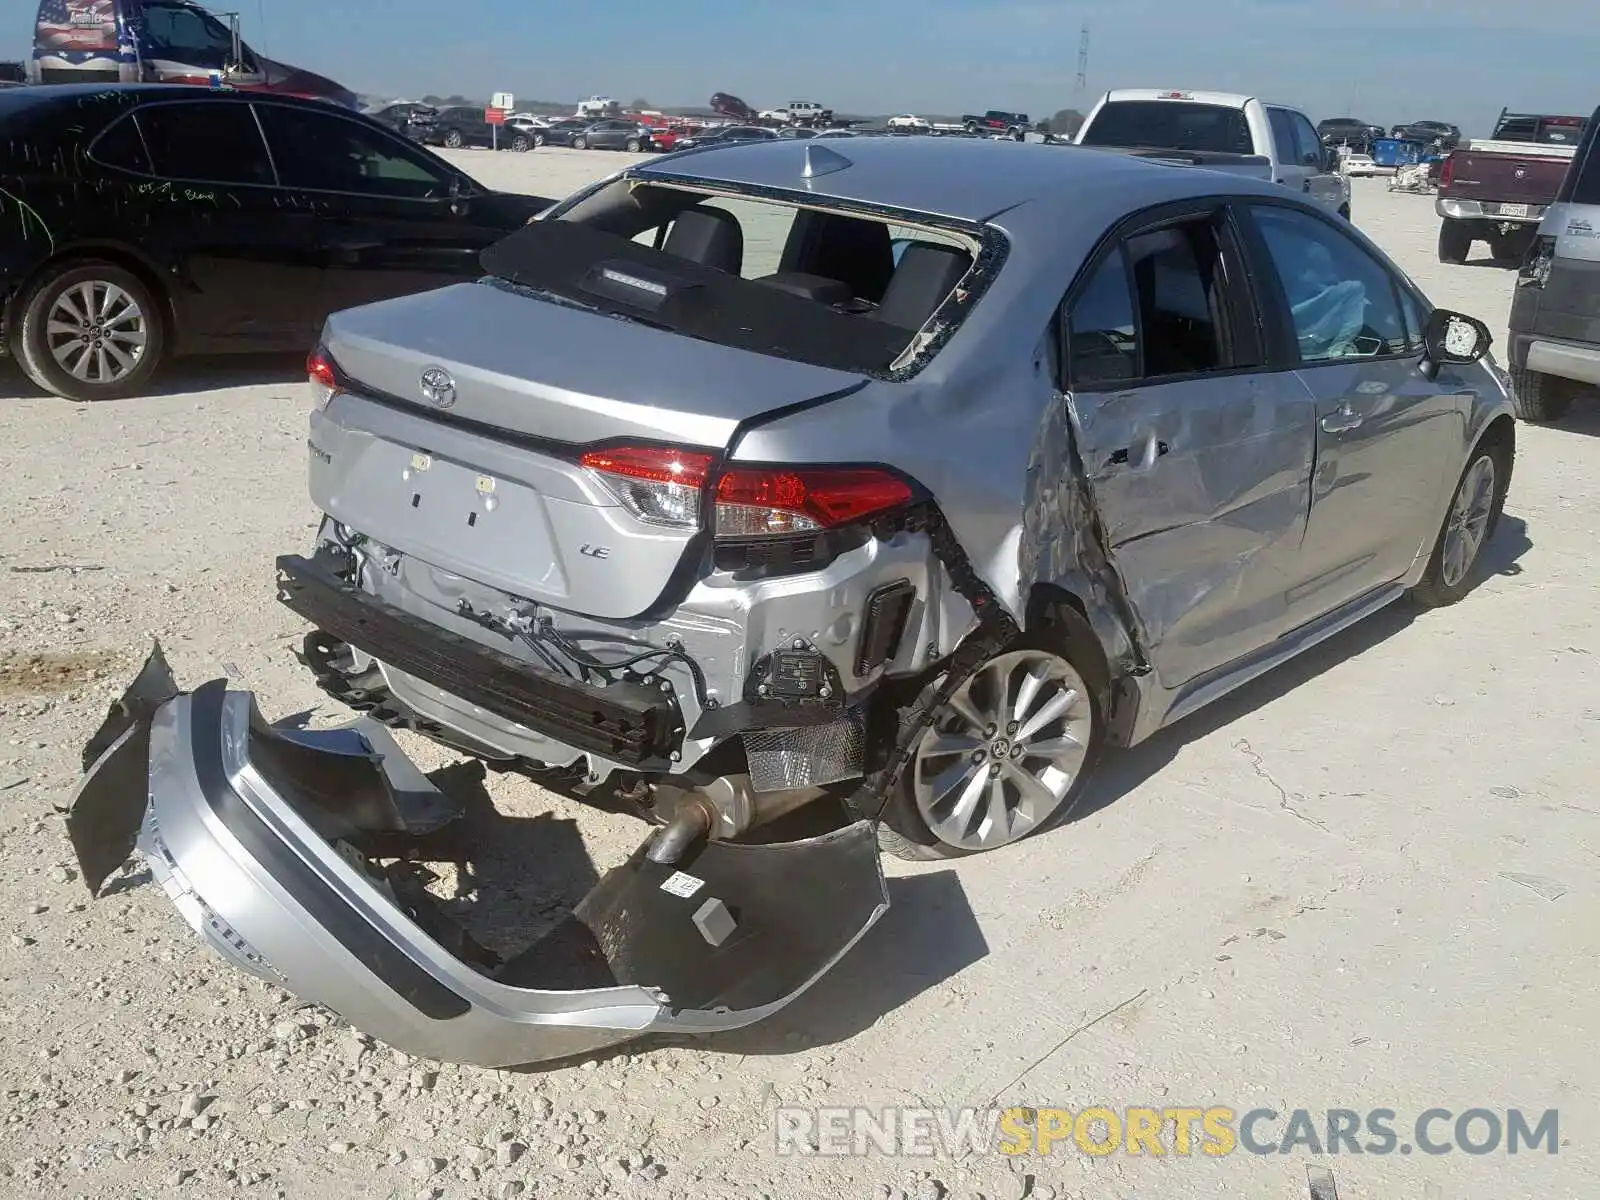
left=1060, top=206, right=1317, bottom=691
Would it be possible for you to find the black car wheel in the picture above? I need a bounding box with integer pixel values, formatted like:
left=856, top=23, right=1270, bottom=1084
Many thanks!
left=574, top=135, right=589, bottom=150
left=443, top=129, right=463, bottom=149
left=1438, top=219, right=1473, bottom=265
left=625, top=137, right=642, bottom=152
left=510, top=134, right=531, bottom=152
left=13, top=261, right=166, bottom=402
left=532, top=131, right=545, bottom=147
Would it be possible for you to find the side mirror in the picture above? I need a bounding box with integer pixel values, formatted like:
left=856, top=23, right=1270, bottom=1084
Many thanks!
left=1423, top=309, right=1492, bottom=367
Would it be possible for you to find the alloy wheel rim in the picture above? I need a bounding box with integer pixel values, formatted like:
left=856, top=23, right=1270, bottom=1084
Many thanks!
left=1441, top=455, right=1496, bottom=588
left=46, top=281, right=147, bottom=384
left=911, top=649, right=1094, bottom=851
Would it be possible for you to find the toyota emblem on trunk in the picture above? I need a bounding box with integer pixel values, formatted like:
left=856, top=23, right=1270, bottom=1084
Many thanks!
left=420, top=366, right=456, bottom=408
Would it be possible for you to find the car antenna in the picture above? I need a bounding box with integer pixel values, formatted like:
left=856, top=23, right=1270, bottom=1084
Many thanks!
left=802, top=144, right=852, bottom=180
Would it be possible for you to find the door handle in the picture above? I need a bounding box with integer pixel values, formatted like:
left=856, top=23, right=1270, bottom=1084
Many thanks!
left=1320, top=404, right=1363, bottom=433
left=1108, top=440, right=1169, bottom=468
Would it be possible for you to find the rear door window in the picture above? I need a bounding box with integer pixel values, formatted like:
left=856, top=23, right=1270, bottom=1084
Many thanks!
left=88, top=112, right=153, bottom=174
left=134, top=101, right=275, bottom=186
left=1290, top=112, right=1325, bottom=167
left=255, top=104, right=452, bottom=199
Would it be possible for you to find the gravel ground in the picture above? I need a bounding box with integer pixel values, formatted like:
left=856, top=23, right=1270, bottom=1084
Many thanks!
left=1, top=152, right=1597, bottom=1200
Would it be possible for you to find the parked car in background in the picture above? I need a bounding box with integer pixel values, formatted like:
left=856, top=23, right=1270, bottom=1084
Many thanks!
left=673, top=124, right=778, bottom=151
left=1507, top=105, right=1600, bottom=421
left=710, top=92, right=759, bottom=122
left=530, top=118, right=592, bottom=147
left=1077, top=89, right=1351, bottom=219
left=962, top=109, right=1031, bottom=136
left=1435, top=109, right=1589, bottom=265
left=571, top=119, right=658, bottom=152
left=73, top=134, right=1515, bottom=1070
left=1391, top=120, right=1462, bottom=151
left=427, top=106, right=498, bottom=150
left=887, top=114, right=931, bottom=132
left=1317, top=117, right=1385, bottom=152
left=0, top=85, right=554, bottom=400
left=576, top=95, right=620, bottom=118
left=369, top=101, right=438, bottom=142
left=785, top=101, right=832, bottom=126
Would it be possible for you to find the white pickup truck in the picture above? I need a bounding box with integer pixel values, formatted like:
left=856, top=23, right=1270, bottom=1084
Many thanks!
left=1076, top=89, right=1352, bottom=219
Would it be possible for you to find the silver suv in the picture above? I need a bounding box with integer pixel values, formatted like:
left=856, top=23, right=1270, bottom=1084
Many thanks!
left=73, top=138, right=1515, bottom=1066
left=1508, top=104, right=1600, bottom=421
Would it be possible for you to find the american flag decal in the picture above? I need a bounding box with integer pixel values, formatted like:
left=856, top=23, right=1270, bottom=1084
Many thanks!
left=35, top=0, right=120, bottom=53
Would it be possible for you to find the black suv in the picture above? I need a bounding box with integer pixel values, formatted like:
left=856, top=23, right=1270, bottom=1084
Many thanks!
left=1316, top=117, right=1385, bottom=151
left=0, top=85, right=553, bottom=401
left=427, top=105, right=535, bottom=152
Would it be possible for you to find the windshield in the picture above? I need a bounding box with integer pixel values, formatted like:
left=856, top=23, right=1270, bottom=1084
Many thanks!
left=1081, top=100, right=1253, bottom=154
left=481, top=180, right=990, bottom=378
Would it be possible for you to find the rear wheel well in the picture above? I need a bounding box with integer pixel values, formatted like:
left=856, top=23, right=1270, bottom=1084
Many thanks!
left=7, top=247, right=176, bottom=351
left=1025, top=584, right=1112, bottom=704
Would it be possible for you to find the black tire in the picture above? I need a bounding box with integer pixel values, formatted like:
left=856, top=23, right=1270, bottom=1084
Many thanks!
left=625, top=137, right=642, bottom=152
left=1411, top=436, right=1510, bottom=609
left=868, top=637, right=1106, bottom=861
left=572, top=135, right=587, bottom=150
left=509, top=134, right=531, bottom=153
left=1508, top=365, right=1576, bottom=422
left=1490, top=229, right=1531, bottom=267
left=1438, top=219, right=1473, bottom=265
left=1338, top=204, right=1352, bottom=222
left=443, top=129, right=463, bottom=149
left=532, top=131, right=545, bottom=147
left=964, top=120, right=978, bottom=135
left=12, top=261, right=166, bottom=402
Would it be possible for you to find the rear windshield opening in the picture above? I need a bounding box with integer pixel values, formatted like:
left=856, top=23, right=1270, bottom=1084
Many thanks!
left=1080, top=101, right=1253, bottom=155
left=478, top=179, right=984, bottom=377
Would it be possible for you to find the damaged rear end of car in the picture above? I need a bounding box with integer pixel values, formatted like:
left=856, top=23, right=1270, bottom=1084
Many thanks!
left=67, top=157, right=1007, bottom=1065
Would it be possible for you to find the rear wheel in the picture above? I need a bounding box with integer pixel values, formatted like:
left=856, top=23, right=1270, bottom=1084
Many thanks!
left=509, top=134, right=531, bottom=153
left=1438, top=219, right=1473, bottom=264
left=1490, top=228, right=1531, bottom=266
left=443, top=129, right=463, bottom=149
left=573, top=135, right=587, bottom=150
left=874, top=645, right=1101, bottom=861
left=1508, top=365, right=1577, bottom=422
left=532, top=131, right=545, bottom=147
left=625, top=137, right=642, bottom=152
left=13, top=261, right=165, bottom=402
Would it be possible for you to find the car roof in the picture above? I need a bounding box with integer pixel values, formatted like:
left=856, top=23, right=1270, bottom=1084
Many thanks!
left=634, top=134, right=1283, bottom=224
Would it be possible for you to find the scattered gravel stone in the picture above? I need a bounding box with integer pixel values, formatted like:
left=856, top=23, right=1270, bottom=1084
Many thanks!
left=25, top=903, right=46, bottom=916
left=494, top=1141, right=522, bottom=1167
left=409, top=1157, right=445, bottom=1178
left=177, top=1094, right=208, bottom=1121
left=328, top=1142, right=355, bottom=1155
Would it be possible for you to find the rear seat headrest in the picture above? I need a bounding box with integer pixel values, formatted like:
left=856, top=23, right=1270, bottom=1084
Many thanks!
left=872, top=242, right=972, bottom=331
left=663, top=206, right=744, bottom=275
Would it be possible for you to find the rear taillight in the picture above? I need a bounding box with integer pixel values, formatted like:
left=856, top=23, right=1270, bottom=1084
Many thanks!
left=578, top=446, right=914, bottom=538
left=1519, top=235, right=1556, bottom=289
left=578, top=446, right=714, bottom=527
left=1439, top=154, right=1456, bottom=187
left=714, top=466, right=913, bottom=536
left=307, top=347, right=338, bottom=408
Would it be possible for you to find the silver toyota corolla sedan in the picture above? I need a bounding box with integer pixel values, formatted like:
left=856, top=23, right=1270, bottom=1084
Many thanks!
left=70, top=136, right=1516, bottom=1066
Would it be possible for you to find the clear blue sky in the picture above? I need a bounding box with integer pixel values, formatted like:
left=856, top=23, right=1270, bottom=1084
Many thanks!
left=11, top=0, right=1597, bottom=136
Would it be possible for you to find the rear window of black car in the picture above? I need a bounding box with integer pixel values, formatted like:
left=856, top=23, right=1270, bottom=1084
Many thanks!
left=1081, top=101, right=1253, bottom=155
left=135, top=101, right=275, bottom=185
left=88, top=112, right=153, bottom=174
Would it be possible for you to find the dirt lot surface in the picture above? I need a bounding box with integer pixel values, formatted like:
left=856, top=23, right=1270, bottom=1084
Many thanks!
left=1, top=150, right=1597, bottom=1200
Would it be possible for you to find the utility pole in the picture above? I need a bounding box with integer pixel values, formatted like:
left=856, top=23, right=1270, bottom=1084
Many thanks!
left=1075, top=24, right=1090, bottom=110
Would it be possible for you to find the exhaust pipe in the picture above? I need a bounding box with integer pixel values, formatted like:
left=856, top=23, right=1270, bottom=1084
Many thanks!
left=645, top=775, right=829, bottom=865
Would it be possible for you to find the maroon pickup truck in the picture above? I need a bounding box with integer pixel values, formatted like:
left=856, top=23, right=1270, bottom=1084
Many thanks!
left=1436, top=109, right=1588, bottom=265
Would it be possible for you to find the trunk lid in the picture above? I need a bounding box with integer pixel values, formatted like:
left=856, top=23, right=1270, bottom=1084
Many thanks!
left=316, top=279, right=867, bottom=620
left=323, top=279, right=867, bottom=449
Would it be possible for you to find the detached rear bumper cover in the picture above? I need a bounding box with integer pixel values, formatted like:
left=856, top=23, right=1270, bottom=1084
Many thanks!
left=68, top=647, right=889, bottom=1068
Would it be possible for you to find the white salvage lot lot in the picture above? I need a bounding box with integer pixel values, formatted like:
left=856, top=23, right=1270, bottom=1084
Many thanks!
left=0, top=150, right=1596, bottom=1200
